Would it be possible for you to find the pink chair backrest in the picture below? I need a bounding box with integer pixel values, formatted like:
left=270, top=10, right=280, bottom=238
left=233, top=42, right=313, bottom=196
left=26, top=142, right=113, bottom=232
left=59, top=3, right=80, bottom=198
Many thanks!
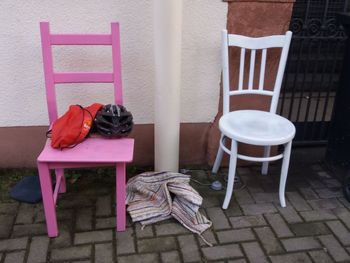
left=40, top=22, right=123, bottom=124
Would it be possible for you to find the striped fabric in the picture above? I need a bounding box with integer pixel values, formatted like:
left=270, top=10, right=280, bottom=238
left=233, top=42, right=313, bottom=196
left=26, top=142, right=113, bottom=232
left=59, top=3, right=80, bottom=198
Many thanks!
left=126, top=172, right=212, bottom=235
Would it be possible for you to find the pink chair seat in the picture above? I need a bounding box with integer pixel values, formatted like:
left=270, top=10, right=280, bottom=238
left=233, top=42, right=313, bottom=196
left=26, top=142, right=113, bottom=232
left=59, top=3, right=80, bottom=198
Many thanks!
left=38, top=138, right=134, bottom=163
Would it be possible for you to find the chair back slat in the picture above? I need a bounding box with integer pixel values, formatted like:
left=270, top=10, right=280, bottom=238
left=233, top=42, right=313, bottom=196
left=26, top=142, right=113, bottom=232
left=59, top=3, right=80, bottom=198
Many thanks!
left=40, top=22, right=58, bottom=123
left=111, top=23, right=123, bottom=106
left=228, top=34, right=288, bottom=49
left=222, top=29, right=292, bottom=115
left=238, top=48, right=245, bottom=90
left=53, top=73, right=114, bottom=83
left=40, top=22, right=123, bottom=124
left=248, top=49, right=256, bottom=90
left=258, top=49, right=267, bottom=90
left=50, top=34, right=112, bottom=45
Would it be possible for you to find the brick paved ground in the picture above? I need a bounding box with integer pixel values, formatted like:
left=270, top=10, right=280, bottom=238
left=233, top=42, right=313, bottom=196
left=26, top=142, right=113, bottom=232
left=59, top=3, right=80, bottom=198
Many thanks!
left=1, top=148, right=350, bottom=262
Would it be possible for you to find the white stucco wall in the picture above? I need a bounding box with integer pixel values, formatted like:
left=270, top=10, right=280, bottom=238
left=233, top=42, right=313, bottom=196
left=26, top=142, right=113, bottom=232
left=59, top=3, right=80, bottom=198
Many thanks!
left=0, top=0, right=227, bottom=126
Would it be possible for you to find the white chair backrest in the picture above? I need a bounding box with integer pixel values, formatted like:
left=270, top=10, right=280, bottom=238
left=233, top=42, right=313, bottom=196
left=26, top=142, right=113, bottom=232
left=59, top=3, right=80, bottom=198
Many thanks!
left=222, top=30, right=292, bottom=115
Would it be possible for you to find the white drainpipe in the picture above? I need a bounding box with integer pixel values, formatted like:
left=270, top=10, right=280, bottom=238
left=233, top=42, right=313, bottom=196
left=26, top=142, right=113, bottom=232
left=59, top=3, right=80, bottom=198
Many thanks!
left=153, top=0, right=183, bottom=172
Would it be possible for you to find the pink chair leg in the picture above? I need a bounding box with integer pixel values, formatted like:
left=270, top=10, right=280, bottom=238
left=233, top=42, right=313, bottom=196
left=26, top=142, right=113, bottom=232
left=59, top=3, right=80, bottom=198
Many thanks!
left=38, top=162, right=58, bottom=237
left=55, top=169, right=66, bottom=193
left=116, top=162, right=126, bottom=232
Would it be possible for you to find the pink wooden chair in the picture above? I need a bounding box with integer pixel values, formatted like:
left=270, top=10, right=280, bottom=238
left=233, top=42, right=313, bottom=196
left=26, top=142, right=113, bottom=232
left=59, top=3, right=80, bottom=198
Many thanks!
left=37, top=22, right=134, bottom=237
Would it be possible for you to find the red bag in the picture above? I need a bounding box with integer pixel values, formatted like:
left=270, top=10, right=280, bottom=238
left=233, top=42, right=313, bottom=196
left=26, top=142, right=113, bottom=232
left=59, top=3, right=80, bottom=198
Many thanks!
left=49, top=103, right=103, bottom=149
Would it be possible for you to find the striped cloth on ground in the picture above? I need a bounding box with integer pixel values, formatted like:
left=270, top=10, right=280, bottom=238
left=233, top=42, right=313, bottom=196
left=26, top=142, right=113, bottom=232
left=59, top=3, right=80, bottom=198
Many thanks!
left=126, top=172, right=212, bottom=236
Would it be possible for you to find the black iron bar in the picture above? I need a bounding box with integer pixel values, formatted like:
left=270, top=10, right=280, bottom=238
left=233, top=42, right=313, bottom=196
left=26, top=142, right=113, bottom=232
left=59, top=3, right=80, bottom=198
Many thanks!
left=288, top=38, right=305, bottom=120
left=310, top=39, right=331, bottom=140
left=320, top=39, right=342, bottom=140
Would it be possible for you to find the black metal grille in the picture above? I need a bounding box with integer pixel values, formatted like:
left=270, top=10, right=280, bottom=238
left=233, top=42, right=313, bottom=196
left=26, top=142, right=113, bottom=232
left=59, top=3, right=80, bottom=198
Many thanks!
left=279, top=0, right=349, bottom=144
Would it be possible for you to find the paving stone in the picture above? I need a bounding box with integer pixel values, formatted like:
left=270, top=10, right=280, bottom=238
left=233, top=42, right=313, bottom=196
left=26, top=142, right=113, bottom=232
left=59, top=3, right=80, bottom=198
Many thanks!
left=11, top=223, right=47, bottom=237
left=155, top=222, right=189, bottom=236
left=95, top=217, right=115, bottom=229
left=0, top=214, right=14, bottom=238
left=118, top=253, right=158, bottom=263
left=307, top=179, right=325, bottom=189
left=298, top=187, right=319, bottom=200
left=95, top=243, right=113, bottom=263
left=300, top=209, right=337, bottom=221
left=247, top=184, right=265, bottom=194
left=290, top=222, right=330, bottom=236
left=308, top=198, right=343, bottom=210
left=202, top=196, right=220, bottom=208
left=0, top=203, right=18, bottom=215
left=35, top=208, right=74, bottom=223
left=15, top=203, right=35, bottom=224
left=228, top=260, right=247, bottom=263
left=202, top=244, right=243, bottom=260
left=240, top=203, right=277, bottom=216
left=242, top=241, right=268, bottom=263
left=58, top=197, right=93, bottom=209
left=234, top=189, right=255, bottom=205
left=206, top=207, right=230, bottom=230
left=75, top=208, right=93, bottom=231
left=51, top=223, right=72, bottom=248
left=161, top=251, right=181, bottom=263
left=333, top=207, right=350, bottom=229
left=315, top=188, right=343, bottom=199
left=4, top=250, right=25, bottom=263
left=318, top=170, right=331, bottom=178
left=27, top=236, right=50, bottom=263
left=229, top=215, right=267, bottom=228
left=277, top=204, right=303, bottom=224
left=0, top=237, right=28, bottom=252
left=323, top=179, right=341, bottom=188
left=269, top=252, right=312, bottom=263
left=50, top=245, right=92, bottom=261
left=138, top=236, right=177, bottom=253
left=286, top=192, right=312, bottom=211
left=254, top=227, right=284, bottom=254
left=116, top=227, right=135, bottom=255
left=282, top=237, right=321, bottom=251
left=265, top=213, right=293, bottom=238
left=198, top=229, right=218, bottom=247
left=338, top=197, right=350, bottom=210
left=74, top=230, right=113, bottom=245
left=308, top=250, right=334, bottom=263
left=217, top=229, right=255, bottom=243
left=252, top=192, right=279, bottom=204
left=319, top=235, right=350, bottom=262
left=224, top=201, right=243, bottom=217
left=178, top=235, right=201, bottom=262
left=96, top=195, right=112, bottom=217
left=135, top=223, right=154, bottom=238
left=327, top=220, right=350, bottom=246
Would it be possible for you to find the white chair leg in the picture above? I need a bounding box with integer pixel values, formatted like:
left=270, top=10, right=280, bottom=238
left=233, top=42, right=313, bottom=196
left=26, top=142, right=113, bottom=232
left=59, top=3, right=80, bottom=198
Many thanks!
left=261, top=146, right=270, bottom=175
left=212, top=135, right=226, bottom=174
left=279, top=141, right=292, bottom=207
left=223, top=140, right=238, bottom=209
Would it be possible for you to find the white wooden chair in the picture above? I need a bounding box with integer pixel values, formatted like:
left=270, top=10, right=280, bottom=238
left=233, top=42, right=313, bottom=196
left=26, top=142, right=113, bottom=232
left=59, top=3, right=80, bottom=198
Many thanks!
left=212, top=30, right=295, bottom=209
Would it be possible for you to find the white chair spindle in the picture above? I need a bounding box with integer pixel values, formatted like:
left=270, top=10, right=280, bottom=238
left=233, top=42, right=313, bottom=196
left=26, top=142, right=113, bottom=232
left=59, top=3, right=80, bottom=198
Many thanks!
left=238, top=48, right=245, bottom=90
left=248, top=49, right=256, bottom=90
left=259, top=49, right=267, bottom=90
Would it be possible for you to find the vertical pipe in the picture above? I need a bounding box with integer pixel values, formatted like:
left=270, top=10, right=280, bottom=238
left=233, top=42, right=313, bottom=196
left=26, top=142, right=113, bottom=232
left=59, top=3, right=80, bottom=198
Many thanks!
left=153, top=0, right=183, bottom=172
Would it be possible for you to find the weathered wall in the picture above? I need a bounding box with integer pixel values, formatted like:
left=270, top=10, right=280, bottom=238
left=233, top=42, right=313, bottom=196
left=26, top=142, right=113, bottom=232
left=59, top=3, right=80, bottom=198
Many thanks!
left=0, top=0, right=227, bottom=127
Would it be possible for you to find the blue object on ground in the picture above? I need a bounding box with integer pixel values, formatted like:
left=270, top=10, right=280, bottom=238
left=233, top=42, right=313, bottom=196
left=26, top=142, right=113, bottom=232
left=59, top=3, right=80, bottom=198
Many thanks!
left=10, top=176, right=43, bottom=203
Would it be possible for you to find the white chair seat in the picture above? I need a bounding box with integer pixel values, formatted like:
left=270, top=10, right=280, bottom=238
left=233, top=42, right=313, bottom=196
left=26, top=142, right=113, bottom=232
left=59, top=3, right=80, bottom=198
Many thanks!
left=219, top=110, right=296, bottom=146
